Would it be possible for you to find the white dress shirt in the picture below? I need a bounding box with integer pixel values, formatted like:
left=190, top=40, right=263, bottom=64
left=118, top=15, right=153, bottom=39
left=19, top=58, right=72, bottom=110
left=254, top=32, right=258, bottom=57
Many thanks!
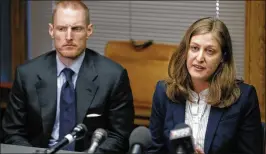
left=185, top=89, right=211, bottom=150
left=48, top=51, right=85, bottom=147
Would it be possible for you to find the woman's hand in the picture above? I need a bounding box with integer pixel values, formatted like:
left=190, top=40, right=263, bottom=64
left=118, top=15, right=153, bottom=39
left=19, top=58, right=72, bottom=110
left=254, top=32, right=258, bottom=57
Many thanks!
left=194, top=147, right=205, bottom=154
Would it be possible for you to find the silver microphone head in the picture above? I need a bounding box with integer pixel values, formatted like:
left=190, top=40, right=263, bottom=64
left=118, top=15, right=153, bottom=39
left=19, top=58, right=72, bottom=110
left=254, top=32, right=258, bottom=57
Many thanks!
left=92, top=128, right=108, bottom=143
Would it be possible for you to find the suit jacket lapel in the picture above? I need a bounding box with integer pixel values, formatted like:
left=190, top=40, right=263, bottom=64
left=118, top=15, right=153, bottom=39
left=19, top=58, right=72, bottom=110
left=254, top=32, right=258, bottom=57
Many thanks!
left=35, top=51, right=57, bottom=137
left=170, top=98, right=225, bottom=154
left=171, top=99, right=186, bottom=127
left=204, top=106, right=224, bottom=154
left=76, top=49, right=98, bottom=123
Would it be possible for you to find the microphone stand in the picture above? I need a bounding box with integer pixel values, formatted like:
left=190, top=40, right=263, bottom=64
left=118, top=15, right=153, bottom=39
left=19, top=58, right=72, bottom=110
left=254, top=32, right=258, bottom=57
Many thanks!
left=44, top=138, right=71, bottom=154
left=130, top=144, right=142, bottom=154
left=33, top=149, right=48, bottom=154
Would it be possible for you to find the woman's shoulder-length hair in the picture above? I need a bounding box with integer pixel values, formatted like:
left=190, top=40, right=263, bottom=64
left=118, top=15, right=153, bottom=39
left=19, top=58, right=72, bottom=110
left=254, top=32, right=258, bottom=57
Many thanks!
left=165, top=17, right=241, bottom=108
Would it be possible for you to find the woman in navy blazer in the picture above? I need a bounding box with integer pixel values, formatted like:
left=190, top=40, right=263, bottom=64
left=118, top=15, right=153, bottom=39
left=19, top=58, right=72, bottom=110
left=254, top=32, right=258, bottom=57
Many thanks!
left=148, top=17, right=263, bottom=154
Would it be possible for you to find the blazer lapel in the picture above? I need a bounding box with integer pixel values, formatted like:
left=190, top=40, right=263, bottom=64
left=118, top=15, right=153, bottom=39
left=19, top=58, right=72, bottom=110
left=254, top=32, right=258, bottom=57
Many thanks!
left=204, top=107, right=224, bottom=154
left=171, top=99, right=186, bottom=127
left=35, top=51, right=57, bottom=136
left=170, top=99, right=225, bottom=154
left=76, top=49, right=98, bottom=123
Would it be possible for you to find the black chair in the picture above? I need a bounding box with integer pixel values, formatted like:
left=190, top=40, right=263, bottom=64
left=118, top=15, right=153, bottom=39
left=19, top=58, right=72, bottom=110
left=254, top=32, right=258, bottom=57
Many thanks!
left=0, top=108, right=4, bottom=143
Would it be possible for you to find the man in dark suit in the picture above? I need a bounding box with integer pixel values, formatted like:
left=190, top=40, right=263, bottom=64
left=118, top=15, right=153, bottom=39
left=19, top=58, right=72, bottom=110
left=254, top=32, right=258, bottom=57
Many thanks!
left=2, top=1, right=134, bottom=153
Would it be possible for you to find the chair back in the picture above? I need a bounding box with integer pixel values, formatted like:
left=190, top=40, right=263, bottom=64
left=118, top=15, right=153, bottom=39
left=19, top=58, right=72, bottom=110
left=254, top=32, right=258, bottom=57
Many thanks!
left=105, top=40, right=177, bottom=126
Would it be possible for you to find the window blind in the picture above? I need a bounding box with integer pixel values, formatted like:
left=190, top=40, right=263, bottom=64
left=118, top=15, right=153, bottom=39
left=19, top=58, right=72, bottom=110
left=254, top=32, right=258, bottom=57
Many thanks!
left=46, top=1, right=245, bottom=78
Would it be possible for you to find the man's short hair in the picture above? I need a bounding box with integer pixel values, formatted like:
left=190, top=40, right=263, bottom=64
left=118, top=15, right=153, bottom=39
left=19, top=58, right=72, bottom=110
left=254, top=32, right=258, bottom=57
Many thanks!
left=52, top=1, right=90, bottom=24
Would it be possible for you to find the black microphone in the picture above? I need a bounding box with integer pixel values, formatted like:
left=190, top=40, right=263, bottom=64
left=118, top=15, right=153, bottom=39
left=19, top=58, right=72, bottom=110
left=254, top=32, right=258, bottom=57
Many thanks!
left=169, top=123, right=195, bottom=154
left=129, top=126, right=152, bottom=154
left=87, top=128, right=108, bottom=154
left=45, top=123, right=88, bottom=154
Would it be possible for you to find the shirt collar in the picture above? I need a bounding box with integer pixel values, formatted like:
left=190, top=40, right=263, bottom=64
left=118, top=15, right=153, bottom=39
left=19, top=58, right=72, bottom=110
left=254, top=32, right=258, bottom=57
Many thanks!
left=56, top=51, right=85, bottom=76
left=189, top=88, right=209, bottom=102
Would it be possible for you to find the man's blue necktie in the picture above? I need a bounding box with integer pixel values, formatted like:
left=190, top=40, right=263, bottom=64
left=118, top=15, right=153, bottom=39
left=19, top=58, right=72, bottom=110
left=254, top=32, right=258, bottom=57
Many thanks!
left=59, top=68, right=76, bottom=151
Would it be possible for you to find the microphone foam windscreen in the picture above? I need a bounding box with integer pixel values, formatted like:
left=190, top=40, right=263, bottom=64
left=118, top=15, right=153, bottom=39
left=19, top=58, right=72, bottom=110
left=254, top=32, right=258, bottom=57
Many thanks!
left=74, top=123, right=88, bottom=140
left=129, top=126, right=152, bottom=148
left=170, top=123, right=193, bottom=140
left=77, top=123, right=88, bottom=132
